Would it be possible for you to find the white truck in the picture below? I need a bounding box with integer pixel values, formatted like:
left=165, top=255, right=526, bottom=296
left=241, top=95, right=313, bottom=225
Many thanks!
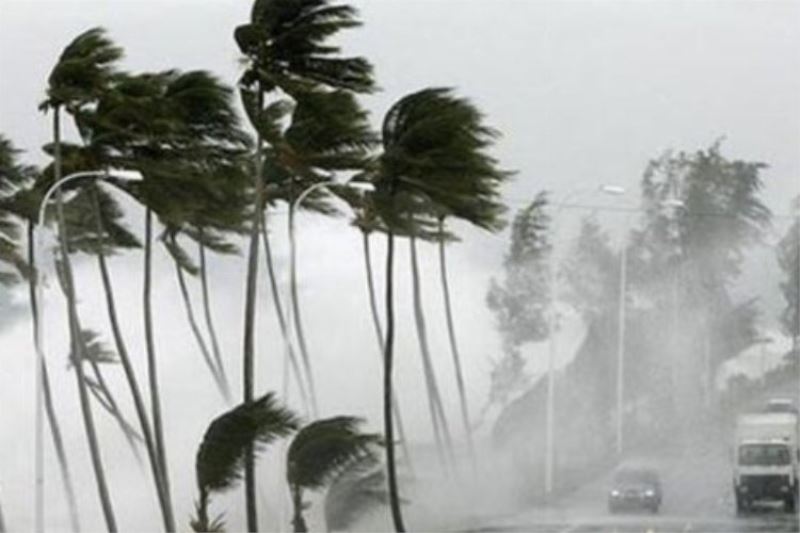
left=733, top=412, right=799, bottom=513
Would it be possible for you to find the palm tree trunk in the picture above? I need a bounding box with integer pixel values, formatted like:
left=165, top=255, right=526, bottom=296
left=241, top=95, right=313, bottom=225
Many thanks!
left=287, top=202, right=319, bottom=415
left=0, top=494, right=5, bottom=533
left=26, top=221, right=81, bottom=532
left=242, top=95, right=265, bottom=532
left=437, top=219, right=476, bottom=467
left=409, top=235, right=454, bottom=469
left=144, top=207, right=174, bottom=524
left=172, top=248, right=230, bottom=400
left=196, top=488, right=210, bottom=532
left=89, top=189, right=175, bottom=531
left=362, top=231, right=413, bottom=473
left=53, top=108, right=118, bottom=532
left=383, top=231, right=405, bottom=532
left=83, top=363, right=143, bottom=461
left=198, top=230, right=231, bottom=401
left=260, top=217, right=309, bottom=410
left=291, top=487, right=308, bottom=533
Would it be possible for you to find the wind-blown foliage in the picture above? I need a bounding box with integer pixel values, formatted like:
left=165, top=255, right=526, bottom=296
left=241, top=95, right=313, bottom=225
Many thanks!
left=0, top=136, right=34, bottom=285
left=324, top=455, right=391, bottom=532
left=235, top=2, right=375, bottom=527
left=777, top=197, right=800, bottom=350
left=485, top=192, right=551, bottom=411
left=42, top=27, right=125, bottom=532
left=193, top=393, right=299, bottom=532
left=287, top=416, right=382, bottom=532
left=370, top=86, right=509, bottom=531
left=42, top=27, right=123, bottom=112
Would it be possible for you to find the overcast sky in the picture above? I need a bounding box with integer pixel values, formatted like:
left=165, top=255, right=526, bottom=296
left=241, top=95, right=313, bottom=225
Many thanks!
left=1, top=0, right=800, bottom=530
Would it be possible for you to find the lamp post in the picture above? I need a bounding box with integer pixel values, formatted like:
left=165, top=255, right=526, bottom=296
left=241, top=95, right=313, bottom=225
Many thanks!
left=285, top=179, right=375, bottom=415
left=544, top=184, right=624, bottom=498
left=33, top=169, right=141, bottom=532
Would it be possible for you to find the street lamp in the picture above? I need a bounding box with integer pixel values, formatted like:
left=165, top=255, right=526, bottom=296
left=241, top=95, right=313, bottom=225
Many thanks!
left=285, top=179, right=374, bottom=415
left=33, top=168, right=142, bottom=532
left=544, top=183, right=624, bottom=498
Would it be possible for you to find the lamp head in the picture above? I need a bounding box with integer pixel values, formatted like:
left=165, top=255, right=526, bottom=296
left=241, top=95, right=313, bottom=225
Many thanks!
left=599, top=185, right=626, bottom=196
left=346, top=182, right=375, bottom=193
left=108, top=169, right=144, bottom=182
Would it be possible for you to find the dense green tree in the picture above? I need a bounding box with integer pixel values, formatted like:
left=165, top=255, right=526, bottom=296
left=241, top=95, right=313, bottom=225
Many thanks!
left=627, top=142, right=771, bottom=422
left=286, top=416, right=381, bottom=532
left=777, top=196, right=800, bottom=353
left=560, top=216, right=619, bottom=322
left=486, top=192, right=551, bottom=396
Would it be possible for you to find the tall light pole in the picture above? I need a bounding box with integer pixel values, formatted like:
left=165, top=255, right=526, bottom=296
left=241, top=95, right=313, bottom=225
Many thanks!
left=33, top=169, right=141, bottom=532
left=285, top=179, right=375, bottom=415
left=544, top=184, right=624, bottom=498
left=615, top=233, right=628, bottom=456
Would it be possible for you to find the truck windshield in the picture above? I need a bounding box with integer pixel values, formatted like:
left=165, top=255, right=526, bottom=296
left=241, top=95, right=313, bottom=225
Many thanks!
left=739, top=444, right=791, bottom=466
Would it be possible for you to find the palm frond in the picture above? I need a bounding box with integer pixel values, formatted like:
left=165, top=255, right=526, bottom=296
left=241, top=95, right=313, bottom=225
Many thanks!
left=68, top=329, right=117, bottom=366
left=44, top=27, right=123, bottom=110
left=237, top=0, right=374, bottom=95
left=287, top=416, right=382, bottom=492
left=375, top=87, right=511, bottom=233
left=196, top=393, right=299, bottom=495
left=324, top=455, right=392, bottom=531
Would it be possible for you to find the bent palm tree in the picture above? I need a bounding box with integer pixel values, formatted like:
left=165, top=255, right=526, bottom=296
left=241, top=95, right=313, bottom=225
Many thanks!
left=371, top=88, right=509, bottom=532
left=192, top=393, right=299, bottom=532
left=42, top=27, right=123, bottom=531
left=408, top=230, right=454, bottom=469
left=83, top=69, right=249, bottom=530
left=286, top=416, right=381, bottom=533
left=350, top=204, right=413, bottom=472
left=235, top=2, right=374, bottom=525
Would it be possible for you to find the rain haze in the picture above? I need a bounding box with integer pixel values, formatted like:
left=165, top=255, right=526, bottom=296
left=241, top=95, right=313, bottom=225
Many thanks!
left=1, top=0, right=800, bottom=532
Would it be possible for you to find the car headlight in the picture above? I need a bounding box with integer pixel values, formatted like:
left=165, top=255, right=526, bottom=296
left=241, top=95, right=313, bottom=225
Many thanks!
left=645, top=489, right=655, bottom=497
left=611, top=490, right=620, bottom=497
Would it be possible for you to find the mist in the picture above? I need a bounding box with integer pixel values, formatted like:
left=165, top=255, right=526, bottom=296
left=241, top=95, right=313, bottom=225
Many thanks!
left=1, top=1, right=800, bottom=532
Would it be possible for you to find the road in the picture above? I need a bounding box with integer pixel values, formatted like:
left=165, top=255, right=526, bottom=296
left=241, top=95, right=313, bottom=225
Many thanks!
left=468, top=430, right=800, bottom=533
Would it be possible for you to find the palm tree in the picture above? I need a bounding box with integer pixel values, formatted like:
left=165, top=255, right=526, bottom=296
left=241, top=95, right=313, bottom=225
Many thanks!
left=286, top=416, right=381, bottom=532
left=350, top=203, right=413, bottom=472
left=324, top=455, right=391, bottom=532
left=235, top=2, right=374, bottom=525
left=192, top=393, right=299, bottom=532
left=260, top=214, right=309, bottom=410
left=74, top=66, right=249, bottom=530
left=67, top=94, right=182, bottom=530
left=370, top=88, right=509, bottom=532
left=159, top=158, right=253, bottom=404
left=163, top=229, right=231, bottom=400
left=0, top=135, right=82, bottom=531
left=434, top=151, right=508, bottom=469
left=42, top=27, right=124, bottom=531
left=408, top=228, right=454, bottom=469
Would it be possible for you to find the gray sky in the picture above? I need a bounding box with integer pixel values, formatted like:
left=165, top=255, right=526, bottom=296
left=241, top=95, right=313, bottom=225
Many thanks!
left=1, top=0, right=800, bottom=530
